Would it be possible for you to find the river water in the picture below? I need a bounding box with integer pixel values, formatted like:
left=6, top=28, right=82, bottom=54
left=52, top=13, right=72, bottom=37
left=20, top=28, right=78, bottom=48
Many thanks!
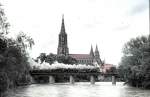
left=6, top=82, right=150, bottom=97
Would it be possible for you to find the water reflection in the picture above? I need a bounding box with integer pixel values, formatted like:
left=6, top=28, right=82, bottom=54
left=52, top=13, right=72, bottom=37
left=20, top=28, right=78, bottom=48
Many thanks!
left=7, top=82, right=150, bottom=97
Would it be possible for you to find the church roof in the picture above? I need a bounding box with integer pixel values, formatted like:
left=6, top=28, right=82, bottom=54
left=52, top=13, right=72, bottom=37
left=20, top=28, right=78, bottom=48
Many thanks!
left=69, top=54, right=93, bottom=59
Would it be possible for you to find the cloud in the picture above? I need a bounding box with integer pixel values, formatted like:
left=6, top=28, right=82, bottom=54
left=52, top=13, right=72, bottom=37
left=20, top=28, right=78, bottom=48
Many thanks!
left=130, top=0, right=149, bottom=15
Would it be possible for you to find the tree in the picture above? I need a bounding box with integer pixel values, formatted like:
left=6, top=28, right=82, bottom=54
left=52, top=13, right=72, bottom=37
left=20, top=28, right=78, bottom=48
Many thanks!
left=16, top=32, right=35, bottom=51
left=0, top=72, right=8, bottom=94
left=45, top=53, right=56, bottom=65
left=0, top=3, right=34, bottom=94
left=38, top=53, right=47, bottom=63
left=119, top=35, right=150, bottom=88
left=66, top=56, right=77, bottom=64
left=0, top=4, right=10, bottom=36
left=57, top=55, right=77, bottom=64
left=36, top=53, right=77, bottom=65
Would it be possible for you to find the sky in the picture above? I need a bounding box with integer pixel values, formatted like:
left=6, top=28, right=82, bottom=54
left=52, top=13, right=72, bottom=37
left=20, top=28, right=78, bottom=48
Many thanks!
left=1, top=0, right=149, bottom=65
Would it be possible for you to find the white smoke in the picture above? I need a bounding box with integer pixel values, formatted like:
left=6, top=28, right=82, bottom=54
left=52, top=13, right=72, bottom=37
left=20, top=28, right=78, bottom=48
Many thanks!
left=28, top=58, right=99, bottom=70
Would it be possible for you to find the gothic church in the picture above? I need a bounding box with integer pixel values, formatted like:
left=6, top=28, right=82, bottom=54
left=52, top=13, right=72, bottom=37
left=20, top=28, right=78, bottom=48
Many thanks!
left=57, top=16, right=102, bottom=65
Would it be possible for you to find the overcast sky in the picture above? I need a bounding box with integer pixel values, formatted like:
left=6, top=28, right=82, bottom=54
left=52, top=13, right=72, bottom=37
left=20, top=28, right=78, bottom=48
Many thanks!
left=1, top=0, right=149, bottom=65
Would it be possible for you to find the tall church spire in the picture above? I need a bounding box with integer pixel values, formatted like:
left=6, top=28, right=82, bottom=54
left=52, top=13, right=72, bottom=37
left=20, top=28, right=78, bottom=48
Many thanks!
left=90, top=45, right=94, bottom=57
left=95, top=45, right=100, bottom=58
left=60, top=14, right=66, bottom=33
left=95, top=45, right=98, bottom=51
left=57, top=15, right=69, bottom=56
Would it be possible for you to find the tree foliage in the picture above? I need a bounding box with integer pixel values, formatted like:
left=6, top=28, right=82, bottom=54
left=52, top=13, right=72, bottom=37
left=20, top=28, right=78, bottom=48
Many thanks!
left=0, top=4, right=10, bottom=36
left=37, top=53, right=47, bottom=63
left=45, top=53, right=56, bottom=65
left=0, top=72, right=8, bottom=93
left=37, top=53, right=77, bottom=65
left=0, top=4, right=34, bottom=94
left=0, top=33, right=34, bottom=93
left=57, top=55, right=77, bottom=64
left=118, top=35, right=150, bottom=88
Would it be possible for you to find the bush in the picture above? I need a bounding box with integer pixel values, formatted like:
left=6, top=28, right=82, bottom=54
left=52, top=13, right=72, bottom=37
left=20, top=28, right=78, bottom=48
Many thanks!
left=0, top=72, right=9, bottom=93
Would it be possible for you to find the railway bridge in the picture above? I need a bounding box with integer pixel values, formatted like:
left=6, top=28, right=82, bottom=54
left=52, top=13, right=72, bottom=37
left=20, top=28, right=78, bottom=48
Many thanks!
left=30, top=70, right=118, bottom=85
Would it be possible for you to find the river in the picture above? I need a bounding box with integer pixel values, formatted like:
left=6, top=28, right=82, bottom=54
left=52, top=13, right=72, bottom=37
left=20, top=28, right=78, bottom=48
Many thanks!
left=6, top=82, right=150, bottom=97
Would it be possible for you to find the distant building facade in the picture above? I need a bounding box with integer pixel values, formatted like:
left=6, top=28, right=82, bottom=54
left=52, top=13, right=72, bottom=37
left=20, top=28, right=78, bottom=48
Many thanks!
left=57, top=16, right=102, bottom=65
left=101, top=64, right=116, bottom=73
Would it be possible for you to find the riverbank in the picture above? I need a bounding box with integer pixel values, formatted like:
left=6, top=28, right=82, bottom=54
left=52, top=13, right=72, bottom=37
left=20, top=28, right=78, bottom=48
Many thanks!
left=1, top=88, right=15, bottom=97
left=1, top=83, right=31, bottom=97
left=123, top=80, right=150, bottom=89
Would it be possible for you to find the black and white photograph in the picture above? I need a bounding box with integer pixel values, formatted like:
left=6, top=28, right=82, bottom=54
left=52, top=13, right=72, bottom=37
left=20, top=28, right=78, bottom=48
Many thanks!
left=0, top=0, right=149, bottom=97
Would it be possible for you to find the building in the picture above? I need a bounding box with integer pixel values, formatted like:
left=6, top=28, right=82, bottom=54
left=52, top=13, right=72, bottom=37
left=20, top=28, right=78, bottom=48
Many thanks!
left=57, top=16, right=102, bottom=65
left=101, top=64, right=116, bottom=73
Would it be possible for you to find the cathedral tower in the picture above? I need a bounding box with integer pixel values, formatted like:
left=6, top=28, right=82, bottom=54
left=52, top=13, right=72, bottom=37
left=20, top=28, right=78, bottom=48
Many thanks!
left=95, top=45, right=100, bottom=58
left=90, top=45, right=94, bottom=57
left=94, top=45, right=101, bottom=64
left=57, top=15, right=69, bottom=56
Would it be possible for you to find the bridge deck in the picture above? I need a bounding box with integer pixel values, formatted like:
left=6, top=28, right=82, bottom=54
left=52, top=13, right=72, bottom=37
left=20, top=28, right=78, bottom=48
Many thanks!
left=30, top=70, right=117, bottom=76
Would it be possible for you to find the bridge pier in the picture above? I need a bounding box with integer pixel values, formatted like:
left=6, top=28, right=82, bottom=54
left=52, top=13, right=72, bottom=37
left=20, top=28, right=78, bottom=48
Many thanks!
left=112, top=76, right=116, bottom=85
left=70, top=75, right=75, bottom=84
left=49, top=75, right=55, bottom=84
left=90, top=75, right=95, bottom=84
left=30, top=76, right=36, bottom=84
